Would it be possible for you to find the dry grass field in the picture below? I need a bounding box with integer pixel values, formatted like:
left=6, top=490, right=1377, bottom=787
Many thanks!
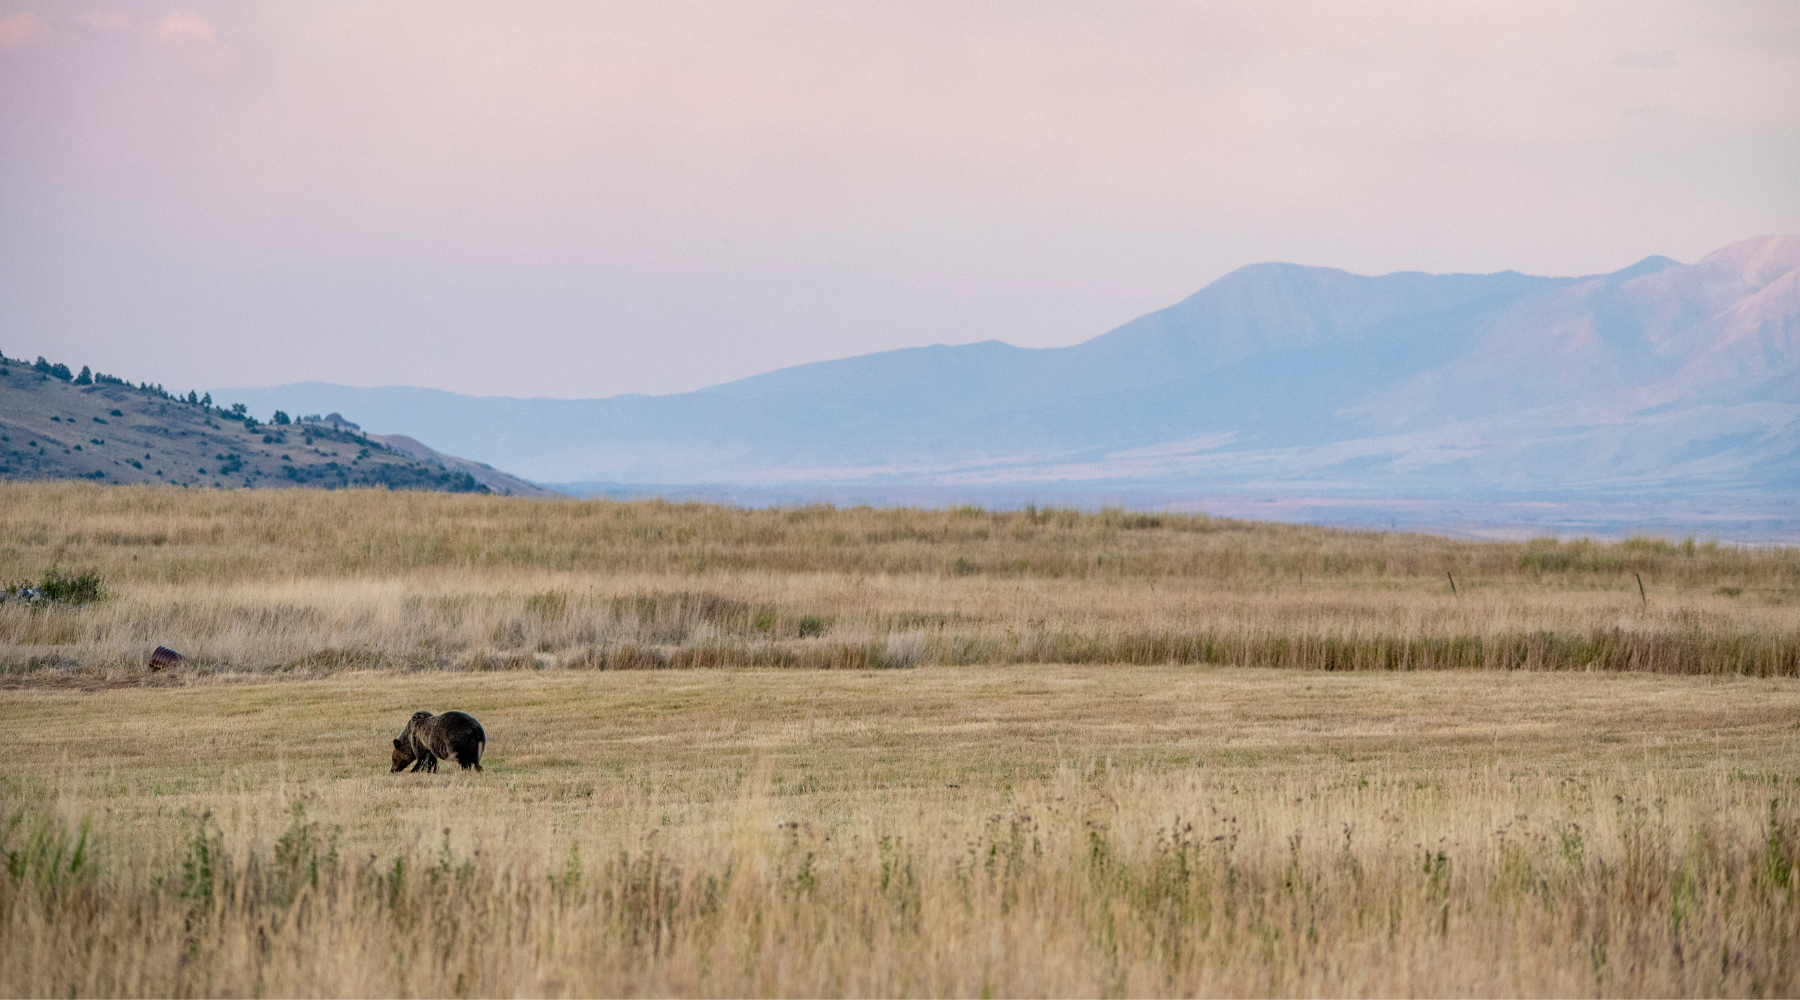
left=2, top=482, right=1797, bottom=685
left=3, top=482, right=1800, bottom=996
left=4, top=669, right=1799, bottom=996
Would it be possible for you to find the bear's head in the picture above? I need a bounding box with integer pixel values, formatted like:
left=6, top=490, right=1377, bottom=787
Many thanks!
left=391, top=737, right=416, bottom=773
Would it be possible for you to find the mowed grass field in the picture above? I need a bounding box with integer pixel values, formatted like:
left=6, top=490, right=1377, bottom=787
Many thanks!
left=2, top=482, right=1800, bottom=996
left=4, top=669, right=1800, bottom=996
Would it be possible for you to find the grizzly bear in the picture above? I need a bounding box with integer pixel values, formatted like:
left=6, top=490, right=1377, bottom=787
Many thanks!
left=390, top=710, right=486, bottom=773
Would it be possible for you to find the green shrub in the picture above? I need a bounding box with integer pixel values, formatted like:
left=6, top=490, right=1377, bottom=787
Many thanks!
left=38, top=566, right=105, bottom=604
left=1519, top=551, right=1572, bottom=572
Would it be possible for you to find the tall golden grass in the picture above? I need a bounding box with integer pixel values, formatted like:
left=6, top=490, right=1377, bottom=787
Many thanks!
left=3, top=482, right=1794, bottom=585
left=4, top=668, right=1798, bottom=997
left=1, top=482, right=1796, bottom=685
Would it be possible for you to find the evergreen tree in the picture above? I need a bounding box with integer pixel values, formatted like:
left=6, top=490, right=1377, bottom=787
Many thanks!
left=74, top=365, right=93, bottom=385
left=187, top=390, right=199, bottom=405
left=272, top=410, right=291, bottom=425
left=201, top=392, right=212, bottom=408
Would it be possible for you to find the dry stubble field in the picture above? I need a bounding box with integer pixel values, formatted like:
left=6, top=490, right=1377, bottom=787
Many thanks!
left=3, top=482, right=1800, bottom=997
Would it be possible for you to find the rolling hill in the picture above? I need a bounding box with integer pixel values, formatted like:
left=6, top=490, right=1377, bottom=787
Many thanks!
left=0, top=355, right=553, bottom=496
left=214, top=236, right=1799, bottom=499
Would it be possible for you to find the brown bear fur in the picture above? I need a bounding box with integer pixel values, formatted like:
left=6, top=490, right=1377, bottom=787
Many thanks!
left=391, top=710, right=486, bottom=773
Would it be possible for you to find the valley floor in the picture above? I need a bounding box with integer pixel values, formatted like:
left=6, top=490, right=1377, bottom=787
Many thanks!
left=3, top=483, right=1797, bottom=995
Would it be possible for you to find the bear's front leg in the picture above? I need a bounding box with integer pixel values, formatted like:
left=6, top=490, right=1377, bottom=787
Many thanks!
left=410, top=755, right=430, bottom=773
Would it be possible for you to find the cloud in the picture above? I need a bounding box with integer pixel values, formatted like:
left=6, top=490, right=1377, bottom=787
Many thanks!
left=80, top=12, right=131, bottom=32
left=148, top=13, right=214, bottom=45
left=0, top=10, right=47, bottom=48
left=1616, top=49, right=1678, bottom=69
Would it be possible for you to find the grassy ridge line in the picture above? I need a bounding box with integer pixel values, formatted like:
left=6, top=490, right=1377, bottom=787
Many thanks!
left=4, top=481, right=1797, bottom=585
left=2, top=481, right=1797, bottom=684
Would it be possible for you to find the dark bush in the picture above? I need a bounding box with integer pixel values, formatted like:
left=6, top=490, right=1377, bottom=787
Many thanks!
left=37, top=566, right=105, bottom=604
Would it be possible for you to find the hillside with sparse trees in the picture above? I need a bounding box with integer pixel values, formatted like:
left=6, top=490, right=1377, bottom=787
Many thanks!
left=0, top=349, right=550, bottom=495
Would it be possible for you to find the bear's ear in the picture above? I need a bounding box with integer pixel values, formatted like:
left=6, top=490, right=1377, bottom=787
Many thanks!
left=393, top=738, right=405, bottom=749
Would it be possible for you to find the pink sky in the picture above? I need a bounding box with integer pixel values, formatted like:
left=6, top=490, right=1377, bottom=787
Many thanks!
left=2, top=2, right=1797, bottom=398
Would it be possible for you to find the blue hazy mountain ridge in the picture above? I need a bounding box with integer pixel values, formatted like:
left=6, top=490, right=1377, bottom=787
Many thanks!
left=213, top=236, right=1798, bottom=492
left=223, top=267, right=1573, bottom=470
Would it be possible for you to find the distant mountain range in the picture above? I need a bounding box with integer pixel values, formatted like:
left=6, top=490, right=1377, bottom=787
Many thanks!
left=217, top=236, right=1799, bottom=497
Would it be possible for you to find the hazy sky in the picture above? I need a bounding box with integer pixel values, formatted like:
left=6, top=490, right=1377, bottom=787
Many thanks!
left=2, top=2, right=1797, bottom=399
